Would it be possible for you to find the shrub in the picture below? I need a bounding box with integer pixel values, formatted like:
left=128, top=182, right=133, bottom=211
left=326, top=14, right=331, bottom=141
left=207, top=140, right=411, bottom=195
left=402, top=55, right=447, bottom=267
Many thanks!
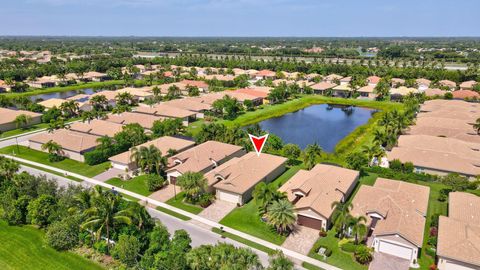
left=429, top=264, right=437, bottom=270
left=403, top=162, right=414, bottom=173
left=84, top=150, right=109, bottom=165
left=426, top=247, right=436, bottom=258
left=112, top=234, right=141, bottom=267
left=93, top=241, right=108, bottom=254
left=341, top=242, right=358, bottom=253
left=45, top=219, right=80, bottom=251
left=354, top=245, right=373, bottom=264
left=428, top=236, right=437, bottom=247
left=47, top=154, right=65, bottom=162
left=198, top=193, right=215, bottom=208
left=389, top=159, right=403, bottom=171
left=145, top=174, right=165, bottom=192
left=429, top=226, right=438, bottom=237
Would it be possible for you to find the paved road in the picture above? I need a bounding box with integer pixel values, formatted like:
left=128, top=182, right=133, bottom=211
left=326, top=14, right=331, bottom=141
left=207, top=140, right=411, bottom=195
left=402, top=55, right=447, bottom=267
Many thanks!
left=18, top=164, right=282, bottom=268
left=0, top=130, right=46, bottom=149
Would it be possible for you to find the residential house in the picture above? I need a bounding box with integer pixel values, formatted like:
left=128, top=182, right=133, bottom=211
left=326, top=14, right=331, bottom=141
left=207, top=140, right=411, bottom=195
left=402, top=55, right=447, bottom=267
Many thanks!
left=311, top=82, right=337, bottom=95
left=452, top=90, right=480, bottom=100
left=82, top=71, right=109, bottom=82
left=339, top=76, right=351, bottom=86
left=332, top=84, right=353, bottom=97
left=323, top=74, right=343, bottom=84
left=438, top=80, right=457, bottom=91
left=437, top=192, right=480, bottom=270
left=233, top=88, right=271, bottom=104
left=367, top=76, right=381, bottom=86
left=105, top=111, right=164, bottom=130
left=391, top=78, right=405, bottom=87
left=350, top=178, right=430, bottom=266
left=416, top=78, right=431, bottom=91
left=165, top=141, right=245, bottom=184
left=357, top=85, right=376, bottom=99
left=0, top=108, right=42, bottom=132
left=134, top=103, right=196, bottom=126
left=38, top=98, right=67, bottom=110
left=180, top=80, right=209, bottom=93
left=459, top=80, right=477, bottom=90
left=208, top=152, right=287, bottom=205
left=164, top=98, right=212, bottom=118
left=255, top=69, right=276, bottom=80
left=27, top=76, right=58, bottom=88
left=279, top=164, right=360, bottom=231
left=424, top=88, right=446, bottom=97
left=109, top=136, right=195, bottom=172
left=390, top=86, right=419, bottom=97
left=69, top=119, right=124, bottom=137
left=28, top=129, right=100, bottom=162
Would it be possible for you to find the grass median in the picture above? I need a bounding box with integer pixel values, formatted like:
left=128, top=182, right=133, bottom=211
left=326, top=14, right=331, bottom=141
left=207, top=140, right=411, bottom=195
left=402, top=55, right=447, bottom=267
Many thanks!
left=0, top=145, right=110, bottom=178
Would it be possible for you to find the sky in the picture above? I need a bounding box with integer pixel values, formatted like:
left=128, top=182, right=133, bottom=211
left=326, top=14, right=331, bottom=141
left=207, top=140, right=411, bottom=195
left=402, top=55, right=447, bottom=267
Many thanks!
left=1, top=0, right=479, bottom=37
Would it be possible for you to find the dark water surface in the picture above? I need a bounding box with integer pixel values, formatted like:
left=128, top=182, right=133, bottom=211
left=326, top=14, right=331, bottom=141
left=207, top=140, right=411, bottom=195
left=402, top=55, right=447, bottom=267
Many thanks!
left=28, top=88, right=104, bottom=101
left=258, top=104, right=376, bottom=152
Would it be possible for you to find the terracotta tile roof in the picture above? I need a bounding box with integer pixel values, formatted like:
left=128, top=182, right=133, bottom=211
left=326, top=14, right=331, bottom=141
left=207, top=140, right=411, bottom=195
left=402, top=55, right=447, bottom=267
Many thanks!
left=210, top=152, right=287, bottom=193
left=311, top=82, right=337, bottom=91
left=256, top=69, right=276, bottom=77
left=29, top=129, right=99, bottom=152
left=0, top=108, right=42, bottom=125
left=416, top=78, right=431, bottom=85
left=164, top=98, right=212, bottom=112
left=390, top=86, right=419, bottom=96
left=452, top=90, right=480, bottom=99
left=279, top=164, right=359, bottom=219
left=180, top=80, right=209, bottom=88
left=233, top=88, right=270, bottom=99
left=424, top=88, right=446, bottom=97
left=437, top=192, right=480, bottom=267
left=38, top=98, right=67, bottom=109
left=387, top=147, right=480, bottom=176
left=135, top=104, right=196, bottom=118
left=109, top=136, right=195, bottom=165
left=105, top=112, right=164, bottom=129
left=367, top=76, right=381, bottom=84
left=357, top=85, right=375, bottom=93
left=350, top=178, right=430, bottom=247
left=70, top=119, right=124, bottom=137
left=459, top=80, right=477, bottom=89
left=439, top=80, right=457, bottom=88
left=324, top=74, right=343, bottom=81
left=166, top=141, right=244, bottom=174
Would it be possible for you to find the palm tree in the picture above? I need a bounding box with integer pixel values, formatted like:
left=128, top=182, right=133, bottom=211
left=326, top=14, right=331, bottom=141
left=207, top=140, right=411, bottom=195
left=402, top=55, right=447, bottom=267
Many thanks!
left=41, top=140, right=62, bottom=156
left=253, top=182, right=286, bottom=215
left=176, top=172, right=208, bottom=203
left=81, top=111, right=95, bottom=123
left=14, top=114, right=32, bottom=128
left=90, top=95, right=109, bottom=111
left=115, top=92, right=136, bottom=106
left=348, top=215, right=368, bottom=244
left=473, top=118, right=480, bottom=135
left=267, top=250, right=294, bottom=270
left=81, top=187, right=132, bottom=253
left=130, top=145, right=167, bottom=175
left=361, top=143, right=384, bottom=166
left=266, top=199, right=297, bottom=234
left=303, top=143, right=322, bottom=170
left=331, top=201, right=353, bottom=238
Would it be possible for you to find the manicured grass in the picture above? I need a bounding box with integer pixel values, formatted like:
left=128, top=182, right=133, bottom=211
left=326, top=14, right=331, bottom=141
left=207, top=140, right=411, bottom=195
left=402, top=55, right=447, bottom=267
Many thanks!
left=17, top=161, right=83, bottom=182
left=0, top=220, right=104, bottom=270
left=219, top=166, right=301, bottom=245
left=0, top=145, right=110, bottom=178
left=212, top=227, right=275, bottom=255
left=165, top=192, right=204, bottom=214
left=156, top=206, right=191, bottom=221
left=185, top=118, right=207, bottom=137
left=0, top=123, right=49, bottom=139
left=308, top=229, right=367, bottom=270
left=302, top=262, right=326, bottom=270
left=106, top=175, right=152, bottom=196
left=416, top=181, right=449, bottom=270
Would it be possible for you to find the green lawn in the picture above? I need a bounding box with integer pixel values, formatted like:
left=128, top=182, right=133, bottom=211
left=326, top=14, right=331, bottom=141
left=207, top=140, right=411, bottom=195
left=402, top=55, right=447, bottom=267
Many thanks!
left=0, top=145, right=110, bottom=178
left=0, top=220, right=103, bottom=270
left=106, top=175, right=152, bottom=196
left=165, top=192, right=204, bottom=214
left=184, top=119, right=207, bottom=137
left=308, top=229, right=367, bottom=270
left=156, top=206, right=191, bottom=221
left=0, top=123, right=49, bottom=139
left=219, top=166, right=302, bottom=245
left=211, top=227, right=275, bottom=255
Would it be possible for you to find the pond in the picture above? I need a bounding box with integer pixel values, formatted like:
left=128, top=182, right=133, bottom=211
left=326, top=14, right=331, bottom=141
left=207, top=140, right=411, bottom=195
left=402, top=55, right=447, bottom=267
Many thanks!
left=257, top=104, right=376, bottom=152
left=28, top=88, right=104, bottom=102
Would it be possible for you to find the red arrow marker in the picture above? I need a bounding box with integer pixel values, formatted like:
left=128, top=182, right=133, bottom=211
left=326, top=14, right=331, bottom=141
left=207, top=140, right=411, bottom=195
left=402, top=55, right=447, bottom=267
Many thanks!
left=248, top=133, right=269, bottom=156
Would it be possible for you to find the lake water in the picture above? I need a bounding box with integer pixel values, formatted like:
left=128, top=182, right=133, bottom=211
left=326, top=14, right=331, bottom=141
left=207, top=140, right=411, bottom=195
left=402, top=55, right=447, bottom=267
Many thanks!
left=28, top=88, right=104, bottom=102
left=258, top=104, right=376, bottom=152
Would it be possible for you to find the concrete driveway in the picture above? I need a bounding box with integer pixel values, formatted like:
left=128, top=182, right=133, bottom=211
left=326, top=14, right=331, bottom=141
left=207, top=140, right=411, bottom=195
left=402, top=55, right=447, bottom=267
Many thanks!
left=149, top=184, right=181, bottom=202
left=369, top=252, right=410, bottom=270
left=198, top=200, right=237, bottom=222
left=93, top=168, right=125, bottom=182
left=281, top=226, right=319, bottom=255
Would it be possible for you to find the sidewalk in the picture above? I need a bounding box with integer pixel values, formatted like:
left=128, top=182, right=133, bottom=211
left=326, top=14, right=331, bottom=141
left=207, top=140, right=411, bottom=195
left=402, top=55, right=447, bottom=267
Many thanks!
left=2, top=154, right=341, bottom=270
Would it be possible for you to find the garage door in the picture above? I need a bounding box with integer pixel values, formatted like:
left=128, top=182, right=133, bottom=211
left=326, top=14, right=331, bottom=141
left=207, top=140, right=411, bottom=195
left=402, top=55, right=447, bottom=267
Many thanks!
left=378, top=241, right=413, bottom=260
left=445, top=261, right=477, bottom=270
left=297, top=215, right=322, bottom=230
left=218, top=190, right=240, bottom=204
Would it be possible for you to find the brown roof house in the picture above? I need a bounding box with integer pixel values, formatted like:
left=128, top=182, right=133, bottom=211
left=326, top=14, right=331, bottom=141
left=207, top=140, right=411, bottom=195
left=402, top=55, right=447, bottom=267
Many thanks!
left=105, top=112, right=164, bottom=131
left=109, top=136, right=195, bottom=172
left=164, top=98, right=212, bottom=119
left=165, top=141, right=246, bottom=184
left=69, top=119, right=124, bottom=137
left=279, top=164, right=360, bottom=231
left=0, top=108, right=42, bottom=132
left=135, top=103, right=197, bottom=126
left=311, top=82, right=337, bottom=95
left=207, top=152, right=287, bottom=205
left=350, top=178, right=430, bottom=266
left=28, top=129, right=100, bottom=162
left=437, top=192, right=480, bottom=270
left=459, top=80, right=477, bottom=90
